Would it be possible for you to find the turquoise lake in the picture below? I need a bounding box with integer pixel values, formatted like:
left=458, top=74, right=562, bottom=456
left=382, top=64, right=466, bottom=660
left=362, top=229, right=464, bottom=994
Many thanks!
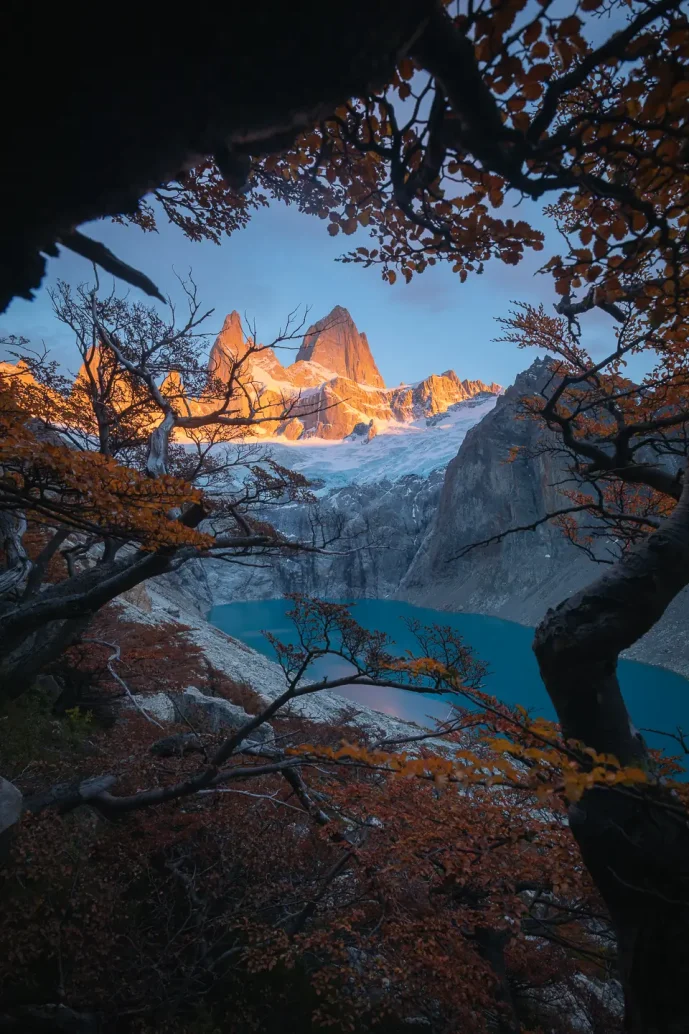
left=209, top=598, right=689, bottom=772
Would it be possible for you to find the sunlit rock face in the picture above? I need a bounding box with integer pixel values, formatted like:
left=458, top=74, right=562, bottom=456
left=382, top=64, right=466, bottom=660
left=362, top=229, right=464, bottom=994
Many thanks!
left=298, top=376, right=395, bottom=439
left=207, top=311, right=249, bottom=375
left=0, top=306, right=502, bottom=446
left=277, top=417, right=305, bottom=440
left=296, top=305, right=385, bottom=389
left=389, top=372, right=500, bottom=423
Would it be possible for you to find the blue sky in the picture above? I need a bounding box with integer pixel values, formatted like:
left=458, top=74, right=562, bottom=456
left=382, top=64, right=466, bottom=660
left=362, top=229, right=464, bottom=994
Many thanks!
left=0, top=192, right=619, bottom=389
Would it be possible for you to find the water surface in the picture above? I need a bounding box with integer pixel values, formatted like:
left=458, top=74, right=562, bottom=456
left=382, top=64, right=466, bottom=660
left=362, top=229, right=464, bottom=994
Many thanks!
left=209, top=598, right=689, bottom=770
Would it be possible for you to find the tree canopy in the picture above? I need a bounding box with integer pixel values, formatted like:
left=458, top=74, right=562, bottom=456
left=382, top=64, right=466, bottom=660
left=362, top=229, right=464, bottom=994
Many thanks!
left=3, top=0, right=689, bottom=1029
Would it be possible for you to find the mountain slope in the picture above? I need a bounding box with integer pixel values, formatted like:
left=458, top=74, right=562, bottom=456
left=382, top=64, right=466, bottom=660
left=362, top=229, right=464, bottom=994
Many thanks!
left=399, top=359, right=596, bottom=622
left=260, top=395, right=498, bottom=489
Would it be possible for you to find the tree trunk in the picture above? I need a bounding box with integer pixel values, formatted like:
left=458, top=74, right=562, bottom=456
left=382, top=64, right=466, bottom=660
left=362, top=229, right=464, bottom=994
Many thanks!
left=0, top=616, right=90, bottom=699
left=472, top=927, right=521, bottom=1034
left=534, top=468, right=689, bottom=1033
left=0, top=550, right=176, bottom=698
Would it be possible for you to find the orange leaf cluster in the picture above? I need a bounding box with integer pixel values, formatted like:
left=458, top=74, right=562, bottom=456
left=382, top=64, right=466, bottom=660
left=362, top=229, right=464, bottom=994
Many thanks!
left=0, top=413, right=212, bottom=549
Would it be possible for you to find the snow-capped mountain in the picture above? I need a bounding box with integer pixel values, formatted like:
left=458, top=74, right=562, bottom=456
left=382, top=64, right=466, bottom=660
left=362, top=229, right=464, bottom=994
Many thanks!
left=170, top=309, right=502, bottom=603
left=204, top=306, right=501, bottom=442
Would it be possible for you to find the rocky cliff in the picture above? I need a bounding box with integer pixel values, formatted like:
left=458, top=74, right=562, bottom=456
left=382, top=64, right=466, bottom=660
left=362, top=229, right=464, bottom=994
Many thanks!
left=296, top=305, right=385, bottom=388
left=177, top=470, right=446, bottom=606
left=399, top=358, right=596, bottom=622
left=294, top=370, right=502, bottom=440
left=398, top=358, right=689, bottom=674
left=200, top=306, right=501, bottom=440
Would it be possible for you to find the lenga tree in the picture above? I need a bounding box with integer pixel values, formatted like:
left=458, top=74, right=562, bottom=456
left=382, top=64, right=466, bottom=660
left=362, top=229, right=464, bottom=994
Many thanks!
left=4, top=0, right=689, bottom=1029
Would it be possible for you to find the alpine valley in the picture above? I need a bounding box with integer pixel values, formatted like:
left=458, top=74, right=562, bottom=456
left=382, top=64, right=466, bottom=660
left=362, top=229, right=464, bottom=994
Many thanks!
left=162, top=306, right=689, bottom=678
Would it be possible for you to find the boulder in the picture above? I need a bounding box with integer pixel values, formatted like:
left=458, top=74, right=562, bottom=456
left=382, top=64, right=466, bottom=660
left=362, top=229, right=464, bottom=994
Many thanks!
left=346, top=419, right=377, bottom=442
left=123, top=692, right=177, bottom=722
left=34, top=673, right=64, bottom=706
left=149, top=731, right=205, bottom=757
left=346, top=421, right=371, bottom=439
left=0, top=776, right=23, bottom=863
left=170, top=687, right=274, bottom=743
left=0, top=777, right=22, bottom=833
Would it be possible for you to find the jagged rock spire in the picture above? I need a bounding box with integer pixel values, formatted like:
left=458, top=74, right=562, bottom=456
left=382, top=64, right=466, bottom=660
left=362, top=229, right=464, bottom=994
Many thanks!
left=296, top=305, right=385, bottom=388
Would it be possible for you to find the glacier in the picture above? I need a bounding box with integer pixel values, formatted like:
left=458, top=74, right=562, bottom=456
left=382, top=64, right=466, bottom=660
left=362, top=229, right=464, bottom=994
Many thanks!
left=256, top=395, right=498, bottom=491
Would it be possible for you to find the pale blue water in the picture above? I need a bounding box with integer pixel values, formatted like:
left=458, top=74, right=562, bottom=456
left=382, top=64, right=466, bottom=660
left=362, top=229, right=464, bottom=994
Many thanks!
left=209, top=598, right=689, bottom=772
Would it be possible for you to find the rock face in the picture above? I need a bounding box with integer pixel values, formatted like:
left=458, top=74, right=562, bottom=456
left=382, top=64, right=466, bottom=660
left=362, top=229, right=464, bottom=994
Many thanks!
left=277, top=417, right=305, bottom=440
left=294, top=369, right=502, bottom=441
left=296, top=305, right=385, bottom=388
left=298, top=375, right=396, bottom=439
left=199, top=311, right=292, bottom=431
left=390, top=372, right=500, bottom=422
left=398, top=358, right=689, bottom=673
left=171, top=471, right=445, bottom=605
left=399, top=359, right=598, bottom=622
left=215, top=303, right=502, bottom=441
left=208, top=311, right=250, bottom=376
left=2, top=305, right=502, bottom=445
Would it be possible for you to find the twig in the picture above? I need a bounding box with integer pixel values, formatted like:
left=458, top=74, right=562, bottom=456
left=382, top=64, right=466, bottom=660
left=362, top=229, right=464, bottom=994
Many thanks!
left=196, top=788, right=305, bottom=813
left=287, top=849, right=356, bottom=936
left=82, top=637, right=164, bottom=729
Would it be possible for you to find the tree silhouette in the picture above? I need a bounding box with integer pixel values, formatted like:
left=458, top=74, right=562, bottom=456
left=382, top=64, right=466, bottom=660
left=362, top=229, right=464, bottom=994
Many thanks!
left=4, top=0, right=689, bottom=1026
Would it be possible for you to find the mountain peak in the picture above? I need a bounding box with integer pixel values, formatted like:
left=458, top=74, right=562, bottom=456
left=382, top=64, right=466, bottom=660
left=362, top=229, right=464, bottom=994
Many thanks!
left=295, top=306, right=385, bottom=389
left=326, top=304, right=354, bottom=321
left=208, top=311, right=247, bottom=379
left=221, top=310, right=243, bottom=334
left=216, top=310, right=245, bottom=352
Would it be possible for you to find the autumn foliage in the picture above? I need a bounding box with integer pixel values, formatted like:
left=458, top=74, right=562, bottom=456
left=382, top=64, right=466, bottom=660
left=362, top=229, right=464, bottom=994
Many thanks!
left=0, top=413, right=212, bottom=548
left=0, top=592, right=674, bottom=1034
left=2, top=597, right=653, bottom=1033
left=4, top=0, right=689, bottom=1029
